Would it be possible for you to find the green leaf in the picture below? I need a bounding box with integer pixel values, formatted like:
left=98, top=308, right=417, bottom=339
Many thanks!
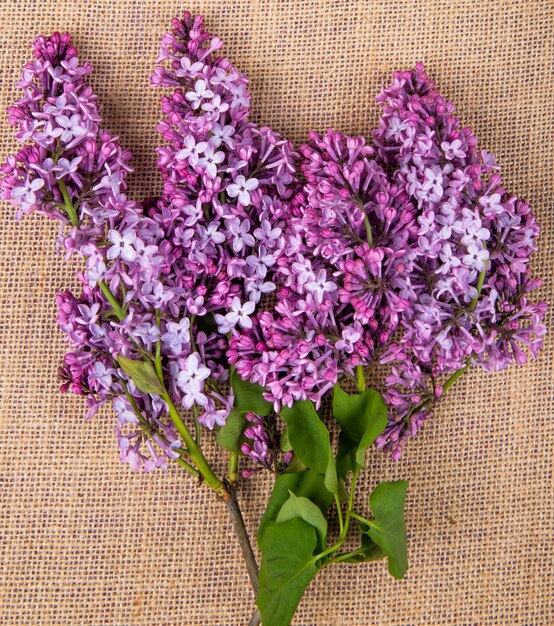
left=279, top=429, right=292, bottom=452
left=340, top=524, right=386, bottom=563
left=367, top=480, right=409, bottom=579
left=258, top=470, right=333, bottom=543
left=276, top=492, right=328, bottom=549
left=257, top=518, right=319, bottom=626
left=280, top=400, right=337, bottom=494
left=231, top=370, right=273, bottom=416
left=333, top=385, right=388, bottom=478
left=215, top=409, right=247, bottom=451
left=117, top=356, right=165, bottom=395
left=216, top=371, right=272, bottom=451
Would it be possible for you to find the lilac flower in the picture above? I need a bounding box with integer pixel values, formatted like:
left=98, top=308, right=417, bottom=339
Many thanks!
left=106, top=229, right=137, bottom=262
left=241, top=412, right=292, bottom=477
left=90, top=361, right=114, bottom=390
left=175, top=136, right=207, bottom=165
left=11, top=177, right=45, bottom=213
left=305, top=269, right=337, bottom=304
left=441, top=139, right=466, bottom=160
left=196, top=145, right=225, bottom=178
left=231, top=64, right=546, bottom=462
left=56, top=114, right=88, bottom=144
left=185, top=79, right=214, bottom=109
left=177, top=353, right=211, bottom=409
left=227, top=175, right=259, bottom=206
left=6, top=24, right=545, bottom=479
left=215, top=297, right=256, bottom=333
left=228, top=219, right=256, bottom=253
left=161, top=318, right=191, bottom=355
left=463, top=242, right=489, bottom=271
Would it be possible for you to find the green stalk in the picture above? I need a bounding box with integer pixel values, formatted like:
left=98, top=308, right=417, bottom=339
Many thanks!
left=349, top=511, right=372, bottom=525
left=175, top=457, right=201, bottom=479
left=58, top=179, right=79, bottom=227
left=161, top=391, right=225, bottom=495
left=326, top=549, right=366, bottom=565
left=363, top=215, right=373, bottom=248
left=334, top=493, right=344, bottom=536
left=98, top=280, right=126, bottom=321
left=352, top=195, right=374, bottom=247
left=442, top=359, right=471, bottom=392
left=469, top=253, right=489, bottom=311
left=343, top=469, right=360, bottom=537
left=316, top=469, right=360, bottom=564
left=154, top=309, right=164, bottom=382
left=122, top=384, right=200, bottom=480
left=227, top=451, right=239, bottom=485
left=356, top=365, right=366, bottom=393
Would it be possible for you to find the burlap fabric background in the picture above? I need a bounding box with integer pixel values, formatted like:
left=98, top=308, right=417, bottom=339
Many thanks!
left=0, top=1, right=552, bottom=624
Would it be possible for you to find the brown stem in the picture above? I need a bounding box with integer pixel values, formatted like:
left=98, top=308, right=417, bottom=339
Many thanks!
left=248, top=608, right=262, bottom=626
left=223, top=481, right=259, bottom=596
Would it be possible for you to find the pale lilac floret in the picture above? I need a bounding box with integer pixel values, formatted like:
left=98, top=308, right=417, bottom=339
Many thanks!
left=185, top=78, right=214, bottom=109
left=161, top=318, right=191, bottom=355
left=196, top=144, right=225, bottom=178
left=177, top=353, right=211, bottom=408
left=175, top=136, right=208, bottom=165
left=107, top=229, right=137, bottom=262
left=227, top=175, right=259, bottom=206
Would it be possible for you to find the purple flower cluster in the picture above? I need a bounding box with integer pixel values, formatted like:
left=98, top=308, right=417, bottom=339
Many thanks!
left=4, top=22, right=546, bottom=470
left=1, top=32, right=132, bottom=241
left=151, top=13, right=297, bottom=324
left=3, top=15, right=298, bottom=472
left=230, top=64, right=547, bottom=458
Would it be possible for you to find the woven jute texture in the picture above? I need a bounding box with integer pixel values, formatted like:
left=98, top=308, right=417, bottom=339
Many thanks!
left=0, top=1, right=552, bottom=624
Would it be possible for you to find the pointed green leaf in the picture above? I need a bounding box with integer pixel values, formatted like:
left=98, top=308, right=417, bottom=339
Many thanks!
left=258, top=470, right=333, bottom=543
left=257, top=518, right=319, bottom=626
left=117, top=356, right=165, bottom=395
left=276, top=492, right=328, bottom=549
left=333, top=385, right=388, bottom=478
left=280, top=400, right=337, bottom=494
left=216, top=371, right=272, bottom=451
left=367, top=480, right=409, bottom=579
left=215, top=409, right=246, bottom=451
left=231, top=370, right=273, bottom=416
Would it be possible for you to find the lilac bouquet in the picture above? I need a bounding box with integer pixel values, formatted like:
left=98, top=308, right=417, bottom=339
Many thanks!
left=2, top=12, right=546, bottom=626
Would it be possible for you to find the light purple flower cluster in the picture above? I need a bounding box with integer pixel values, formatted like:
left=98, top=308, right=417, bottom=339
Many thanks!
left=230, top=64, right=547, bottom=458
left=2, top=15, right=298, bottom=473
left=151, top=12, right=297, bottom=324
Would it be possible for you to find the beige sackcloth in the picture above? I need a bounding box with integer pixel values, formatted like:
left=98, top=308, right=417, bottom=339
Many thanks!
left=0, top=1, right=552, bottom=624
